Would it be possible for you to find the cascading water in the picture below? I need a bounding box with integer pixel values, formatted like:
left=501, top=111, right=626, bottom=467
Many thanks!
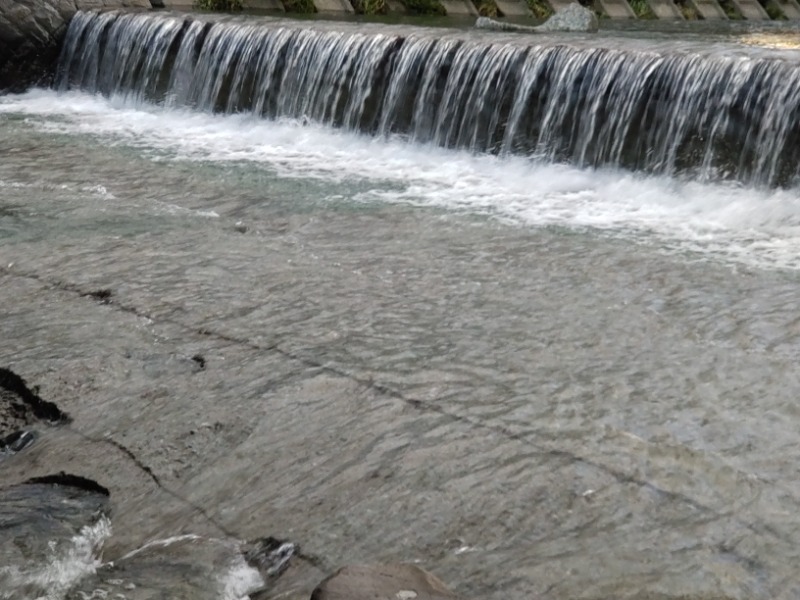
left=56, top=11, right=800, bottom=187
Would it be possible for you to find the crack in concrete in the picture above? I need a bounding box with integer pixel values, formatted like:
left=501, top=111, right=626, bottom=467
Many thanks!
left=0, top=266, right=792, bottom=552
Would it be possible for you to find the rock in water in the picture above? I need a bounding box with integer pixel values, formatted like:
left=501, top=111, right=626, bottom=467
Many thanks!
left=475, top=16, right=539, bottom=30
left=0, top=0, right=151, bottom=92
left=311, top=564, right=459, bottom=600
left=536, top=2, right=599, bottom=32
left=475, top=2, right=598, bottom=33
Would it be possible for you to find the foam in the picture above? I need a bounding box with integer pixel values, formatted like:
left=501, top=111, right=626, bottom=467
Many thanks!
left=3, top=90, right=800, bottom=269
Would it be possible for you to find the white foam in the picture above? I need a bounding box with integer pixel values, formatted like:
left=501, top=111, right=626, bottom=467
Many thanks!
left=218, top=556, right=265, bottom=600
left=0, top=516, right=111, bottom=600
left=3, top=90, right=800, bottom=269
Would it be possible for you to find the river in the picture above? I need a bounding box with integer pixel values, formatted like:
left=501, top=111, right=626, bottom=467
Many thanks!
left=1, top=11, right=800, bottom=600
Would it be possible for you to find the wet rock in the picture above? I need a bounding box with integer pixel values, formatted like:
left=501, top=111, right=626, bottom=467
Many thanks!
left=0, top=429, right=37, bottom=454
left=0, top=475, right=111, bottom=598
left=66, top=534, right=265, bottom=600
left=244, top=536, right=296, bottom=578
left=0, top=0, right=151, bottom=93
left=310, top=564, right=460, bottom=600
left=476, top=2, right=598, bottom=32
left=0, top=367, right=70, bottom=458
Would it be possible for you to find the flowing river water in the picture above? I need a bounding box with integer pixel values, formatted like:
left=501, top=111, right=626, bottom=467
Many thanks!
left=2, top=10, right=800, bottom=600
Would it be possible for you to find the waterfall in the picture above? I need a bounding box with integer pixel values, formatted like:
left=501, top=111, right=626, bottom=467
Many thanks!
left=57, top=11, right=800, bottom=187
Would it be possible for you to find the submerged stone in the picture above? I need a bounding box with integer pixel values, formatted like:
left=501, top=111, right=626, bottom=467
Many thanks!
left=311, top=564, right=460, bottom=600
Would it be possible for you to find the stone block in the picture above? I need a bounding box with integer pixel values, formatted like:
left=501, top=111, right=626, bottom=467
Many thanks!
left=313, top=0, right=355, bottom=11
left=775, top=0, right=800, bottom=18
left=244, top=0, right=286, bottom=10
left=729, top=0, right=768, bottom=17
left=646, top=0, right=683, bottom=16
left=686, top=0, right=727, bottom=17
left=441, top=0, right=479, bottom=14
left=495, top=0, right=532, bottom=16
left=597, top=0, right=636, bottom=17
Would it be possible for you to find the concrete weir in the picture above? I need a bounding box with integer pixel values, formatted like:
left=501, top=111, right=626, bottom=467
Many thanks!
left=729, top=0, right=769, bottom=17
left=646, top=0, right=684, bottom=17
left=440, top=0, right=480, bottom=15
left=686, top=0, right=728, bottom=17
left=494, top=0, right=532, bottom=16
left=597, top=0, right=636, bottom=17
left=776, top=0, right=800, bottom=17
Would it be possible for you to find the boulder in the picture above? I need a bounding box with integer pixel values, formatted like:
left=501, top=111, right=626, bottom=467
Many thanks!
left=0, top=0, right=151, bottom=93
left=475, top=1, right=599, bottom=32
left=310, top=564, right=460, bottom=600
left=535, top=1, right=598, bottom=31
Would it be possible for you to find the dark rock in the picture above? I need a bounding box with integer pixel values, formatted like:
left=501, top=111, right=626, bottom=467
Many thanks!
left=0, top=0, right=152, bottom=93
left=311, top=564, right=460, bottom=600
left=0, top=429, right=37, bottom=453
left=244, top=536, right=296, bottom=578
left=191, top=353, right=207, bottom=370
left=27, top=472, right=111, bottom=496
left=0, top=366, right=70, bottom=429
left=84, top=288, right=114, bottom=303
left=0, top=476, right=111, bottom=597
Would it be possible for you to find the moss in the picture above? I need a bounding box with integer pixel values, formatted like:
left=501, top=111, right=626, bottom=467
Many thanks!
left=401, top=0, right=446, bottom=14
left=762, top=0, right=787, bottom=18
left=194, top=0, right=243, bottom=9
left=628, top=0, right=656, bottom=17
left=716, top=0, right=743, bottom=17
left=282, top=0, right=317, bottom=12
left=527, top=0, right=555, bottom=18
left=351, top=0, right=388, bottom=13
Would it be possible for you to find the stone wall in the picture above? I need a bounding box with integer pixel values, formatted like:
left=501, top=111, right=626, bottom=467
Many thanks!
left=0, top=0, right=151, bottom=93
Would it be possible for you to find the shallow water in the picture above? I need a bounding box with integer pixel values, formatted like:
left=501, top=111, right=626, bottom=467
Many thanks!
left=2, top=18, right=800, bottom=600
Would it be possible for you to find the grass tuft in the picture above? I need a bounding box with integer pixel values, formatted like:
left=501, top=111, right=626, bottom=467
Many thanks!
left=282, top=0, right=317, bottom=12
left=194, top=0, right=243, bottom=9
left=401, top=0, right=447, bottom=14
left=628, top=0, right=656, bottom=17
left=527, top=0, right=555, bottom=18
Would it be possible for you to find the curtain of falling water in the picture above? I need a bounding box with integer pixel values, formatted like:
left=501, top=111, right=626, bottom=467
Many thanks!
left=57, top=11, right=800, bottom=187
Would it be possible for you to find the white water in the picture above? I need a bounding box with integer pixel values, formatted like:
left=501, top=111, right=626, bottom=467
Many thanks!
left=0, top=517, right=111, bottom=600
left=3, top=89, right=800, bottom=270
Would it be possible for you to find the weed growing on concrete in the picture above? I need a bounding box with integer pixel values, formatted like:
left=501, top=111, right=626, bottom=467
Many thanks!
left=628, top=0, right=656, bottom=17
left=401, top=0, right=446, bottom=14
left=194, top=0, right=243, bottom=9
left=526, top=0, right=554, bottom=18
left=283, top=0, right=317, bottom=11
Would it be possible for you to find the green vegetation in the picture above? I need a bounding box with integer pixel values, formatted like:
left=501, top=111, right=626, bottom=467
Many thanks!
left=194, top=0, right=243, bottom=9
left=351, top=0, right=388, bottom=13
left=674, top=0, right=700, bottom=18
left=401, top=0, right=446, bottom=14
left=762, top=0, right=787, bottom=18
left=716, top=0, right=743, bottom=17
left=628, top=0, right=656, bottom=17
left=475, top=0, right=500, bottom=16
left=283, top=0, right=317, bottom=12
left=526, top=0, right=554, bottom=18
